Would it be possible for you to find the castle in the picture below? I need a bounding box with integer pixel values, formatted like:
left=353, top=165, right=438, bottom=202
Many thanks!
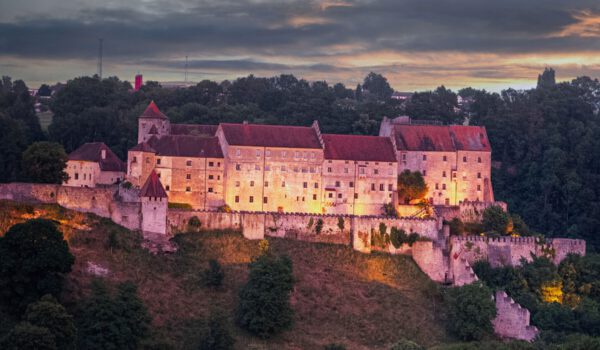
left=64, top=101, right=494, bottom=215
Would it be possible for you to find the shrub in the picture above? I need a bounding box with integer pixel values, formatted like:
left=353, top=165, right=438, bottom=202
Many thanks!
left=187, top=216, right=202, bottom=232
left=382, top=202, right=398, bottom=217
left=198, top=309, right=234, bottom=350
left=168, top=202, right=193, bottom=210
left=0, top=219, right=74, bottom=314
left=24, top=295, right=77, bottom=350
left=482, top=205, right=511, bottom=235
left=217, top=204, right=232, bottom=213
left=389, top=339, right=423, bottom=350
left=337, top=217, right=345, bottom=231
left=390, top=227, right=407, bottom=249
left=324, top=344, right=346, bottom=350
left=448, top=218, right=465, bottom=236
left=121, top=181, right=133, bottom=189
left=446, top=282, right=496, bottom=340
left=315, top=218, right=324, bottom=234
left=203, top=259, right=224, bottom=288
left=236, top=254, right=294, bottom=338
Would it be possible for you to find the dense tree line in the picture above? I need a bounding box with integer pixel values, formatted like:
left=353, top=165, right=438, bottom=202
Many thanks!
left=2, top=70, right=600, bottom=251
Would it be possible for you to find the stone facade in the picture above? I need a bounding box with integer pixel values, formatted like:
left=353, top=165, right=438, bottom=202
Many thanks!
left=64, top=142, right=125, bottom=188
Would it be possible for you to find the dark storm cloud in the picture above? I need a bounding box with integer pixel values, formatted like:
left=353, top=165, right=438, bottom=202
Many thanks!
left=1, top=0, right=599, bottom=63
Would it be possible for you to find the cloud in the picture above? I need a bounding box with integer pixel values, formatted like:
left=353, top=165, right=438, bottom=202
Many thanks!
left=0, top=0, right=599, bottom=89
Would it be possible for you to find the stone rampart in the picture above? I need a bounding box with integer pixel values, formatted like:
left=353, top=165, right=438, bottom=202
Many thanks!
left=493, top=291, right=539, bottom=341
left=412, top=241, right=448, bottom=283
left=458, top=200, right=507, bottom=223
left=451, top=235, right=585, bottom=267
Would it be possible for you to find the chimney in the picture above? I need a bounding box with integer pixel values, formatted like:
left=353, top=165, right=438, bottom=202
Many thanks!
left=101, top=149, right=106, bottom=159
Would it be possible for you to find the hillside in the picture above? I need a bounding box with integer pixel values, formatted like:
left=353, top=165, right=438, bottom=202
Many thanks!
left=0, top=201, right=451, bottom=349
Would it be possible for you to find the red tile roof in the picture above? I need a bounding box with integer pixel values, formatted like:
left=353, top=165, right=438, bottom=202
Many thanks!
left=147, top=135, right=223, bottom=158
left=68, top=142, right=125, bottom=172
left=220, top=123, right=322, bottom=149
left=129, top=142, right=156, bottom=153
left=322, top=134, right=397, bottom=162
left=171, top=124, right=217, bottom=137
left=393, top=125, right=490, bottom=152
left=139, top=101, right=168, bottom=119
left=140, top=171, right=167, bottom=198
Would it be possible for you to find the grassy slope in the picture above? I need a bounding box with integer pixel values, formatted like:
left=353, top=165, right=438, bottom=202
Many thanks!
left=0, top=201, right=451, bottom=350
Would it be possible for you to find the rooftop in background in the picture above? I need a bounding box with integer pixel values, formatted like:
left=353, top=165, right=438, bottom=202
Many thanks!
left=219, top=122, right=322, bottom=149
left=322, top=134, right=397, bottom=162
left=68, top=142, right=126, bottom=171
left=171, top=124, right=217, bottom=137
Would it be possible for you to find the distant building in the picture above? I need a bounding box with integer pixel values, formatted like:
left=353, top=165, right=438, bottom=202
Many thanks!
left=64, top=142, right=126, bottom=187
left=134, top=74, right=143, bottom=91
left=391, top=91, right=413, bottom=101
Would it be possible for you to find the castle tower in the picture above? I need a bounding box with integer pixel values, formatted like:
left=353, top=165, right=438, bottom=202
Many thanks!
left=140, top=170, right=168, bottom=236
left=127, top=142, right=156, bottom=187
left=138, top=101, right=171, bottom=143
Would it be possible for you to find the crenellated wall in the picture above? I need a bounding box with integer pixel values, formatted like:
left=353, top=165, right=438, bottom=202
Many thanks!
left=458, top=200, right=507, bottom=223
left=493, top=291, right=539, bottom=341
left=450, top=235, right=586, bottom=267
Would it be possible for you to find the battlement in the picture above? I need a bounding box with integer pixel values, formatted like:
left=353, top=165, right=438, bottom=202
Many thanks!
left=452, top=235, right=538, bottom=244
left=493, top=290, right=539, bottom=341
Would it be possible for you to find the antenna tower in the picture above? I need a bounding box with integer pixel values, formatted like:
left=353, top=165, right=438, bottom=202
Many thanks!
left=185, top=55, right=188, bottom=83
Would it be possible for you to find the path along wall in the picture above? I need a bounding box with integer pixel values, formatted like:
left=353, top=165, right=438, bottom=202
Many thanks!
left=450, top=235, right=586, bottom=267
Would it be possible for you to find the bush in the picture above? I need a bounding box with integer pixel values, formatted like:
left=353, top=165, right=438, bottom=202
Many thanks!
left=337, top=217, right=345, bottom=231
left=397, top=170, right=428, bottom=204
left=390, top=227, right=407, bottom=249
left=324, top=344, right=346, bottom=350
left=203, top=259, right=224, bottom=288
left=24, top=295, right=77, bottom=350
left=0, top=219, right=74, bottom=314
left=77, top=280, right=150, bottom=350
left=446, top=282, right=496, bottom=341
left=448, top=218, right=465, bottom=236
left=236, top=254, right=294, bottom=338
left=315, top=218, right=324, bottom=234
left=482, top=205, right=511, bottom=235
left=168, top=202, right=193, bottom=209
left=187, top=216, right=202, bottom=232
left=390, top=339, right=423, bottom=350
left=198, top=309, right=234, bottom=350
left=383, top=202, right=398, bottom=217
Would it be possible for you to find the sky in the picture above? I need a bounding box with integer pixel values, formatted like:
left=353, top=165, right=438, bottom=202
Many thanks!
left=1, top=0, right=600, bottom=92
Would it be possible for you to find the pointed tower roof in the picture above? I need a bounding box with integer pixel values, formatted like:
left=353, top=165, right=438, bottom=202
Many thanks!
left=129, top=142, right=156, bottom=153
left=140, top=171, right=168, bottom=198
left=140, top=101, right=168, bottom=119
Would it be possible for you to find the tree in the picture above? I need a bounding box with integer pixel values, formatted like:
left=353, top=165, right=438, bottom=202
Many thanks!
left=236, top=254, right=294, bottom=338
left=397, top=170, right=428, bottom=204
left=21, top=142, right=68, bottom=183
left=448, top=218, right=465, bottom=236
left=390, top=227, right=407, bottom=249
left=537, top=68, right=556, bottom=89
left=0, top=219, right=74, bottom=314
left=37, top=84, right=52, bottom=97
left=337, top=217, right=345, bottom=231
left=77, top=280, right=150, bottom=350
left=24, top=295, right=77, bottom=350
left=198, top=309, right=234, bottom=350
left=1, top=322, right=57, bottom=350
left=362, top=72, right=393, bottom=100
left=481, top=205, right=512, bottom=235
left=446, top=282, right=496, bottom=340
left=389, top=339, right=423, bottom=350
left=0, top=113, right=29, bottom=182
left=203, top=259, right=225, bottom=288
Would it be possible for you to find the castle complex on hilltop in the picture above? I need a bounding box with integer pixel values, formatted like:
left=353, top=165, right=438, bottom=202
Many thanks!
left=64, top=101, right=494, bottom=215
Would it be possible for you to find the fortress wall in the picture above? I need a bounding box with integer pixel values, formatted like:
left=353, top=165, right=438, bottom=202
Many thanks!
left=493, top=291, right=539, bottom=341
left=110, top=202, right=141, bottom=231
left=412, top=241, right=448, bottom=283
left=458, top=200, right=507, bottom=223
left=451, top=236, right=584, bottom=267
left=0, top=183, right=61, bottom=203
